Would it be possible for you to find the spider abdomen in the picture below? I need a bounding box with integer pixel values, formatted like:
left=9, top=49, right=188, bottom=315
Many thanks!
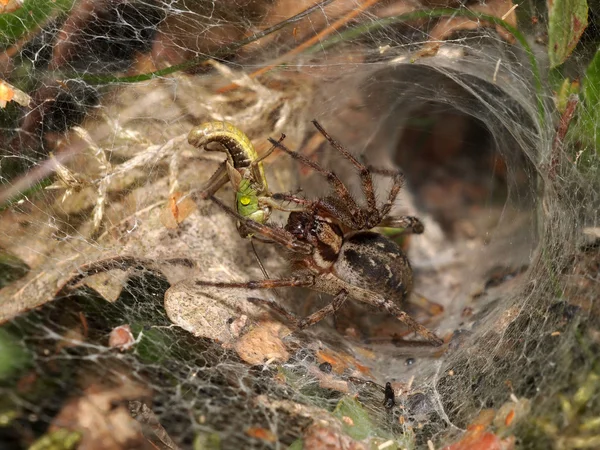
left=333, top=231, right=413, bottom=305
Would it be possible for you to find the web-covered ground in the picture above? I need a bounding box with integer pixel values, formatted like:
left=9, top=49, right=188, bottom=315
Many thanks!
left=0, top=1, right=599, bottom=449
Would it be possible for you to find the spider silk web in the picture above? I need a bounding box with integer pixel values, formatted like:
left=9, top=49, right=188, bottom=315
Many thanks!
left=0, top=1, right=599, bottom=449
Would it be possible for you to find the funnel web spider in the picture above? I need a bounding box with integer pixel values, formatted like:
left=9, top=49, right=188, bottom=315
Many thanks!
left=196, top=120, right=442, bottom=346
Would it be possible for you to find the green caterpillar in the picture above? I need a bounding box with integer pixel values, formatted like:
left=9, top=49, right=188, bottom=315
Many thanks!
left=188, top=121, right=280, bottom=238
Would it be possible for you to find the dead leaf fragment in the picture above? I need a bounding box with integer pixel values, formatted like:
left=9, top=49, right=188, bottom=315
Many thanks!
left=83, top=270, right=128, bottom=302
left=493, top=397, right=531, bottom=429
left=0, top=0, right=23, bottom=14
left=160, top=192, right=197, bottom=229
left=50, top=381, right=149, bottom=450
left=234, top=321, right=290, bottom=365
left=246, top=426, right=276, bottom=443
left=442, top=424, right=515, bottom=450
left=304, top=424, right=368, bottom=450
left=316, top=349, right=372, bottom=376
left=419, top=0, right=518, bottom=58
left=0, top=79, right=30, bottom=107
left=109, top=325, right=135, bottom=351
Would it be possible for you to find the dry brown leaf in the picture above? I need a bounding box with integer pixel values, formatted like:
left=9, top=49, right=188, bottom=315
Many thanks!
left=246, top=426, right=277, bottom=443
left=50, top=381, right=149, bottom=450
left=0, top=0, right=23, bottom=14
left=160, top=191, right=197, bottom=229
left=246, top=0, right=358, bottom=54
left=83, top=270, right=128, bottom=302
left=108, top=324, right=135, bottom=351
left=234, top=321, right=291, bottom=365
left=419, top=0, right=518, bottom=58
left=0, top=79, right=30, bottom=107
left=304, top=424, right=368, bottom=450
left=442, top=424, right=515, bottom=450
left=316, top=349, right=373, bottom=376
left=493, top=397, right=531, bottom=429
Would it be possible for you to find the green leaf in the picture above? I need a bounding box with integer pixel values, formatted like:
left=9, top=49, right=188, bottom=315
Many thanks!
left=193, top=432, right=221, bottom=450
left=28, top=429, right=81, bottom=450
left=548, top=0, right=589, bottom=68
left=0, top=0, right=74, bottom=46
left=556, top=77, right=580, bottom=113
left=333, top=397, right=374, bottom=441
left=287, top=439, right=304, bottom=450
left=578, top=47, right=600, bottom=152
left=583, top=47, right=600, bottom=108
left=0, top=327, right=31, bottom=381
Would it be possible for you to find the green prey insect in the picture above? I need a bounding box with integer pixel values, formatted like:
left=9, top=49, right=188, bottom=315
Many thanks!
left=187, top=121, right=286, bottom=239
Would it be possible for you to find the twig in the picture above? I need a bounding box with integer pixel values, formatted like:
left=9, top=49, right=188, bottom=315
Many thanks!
left=549, top=95, right=578, bottom=180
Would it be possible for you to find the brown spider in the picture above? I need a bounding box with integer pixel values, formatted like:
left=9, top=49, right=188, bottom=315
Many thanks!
left=196, top=121, right=443, bottom=346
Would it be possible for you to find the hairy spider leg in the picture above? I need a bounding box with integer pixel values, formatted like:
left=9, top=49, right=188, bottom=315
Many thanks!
left=377, top=172, right=403, bottom=220
left=268, top=127, right=408, bottom=231
left=311, top=120, right=379, bottom=226
left=269, top=192, right=359, bottom=231
left=359, top=164, right=406, bottom=223
left=359, top=163, right=424, bottom=233
left=248, top=289, right=348, bottom=330
left=195, top=276, right=315, bottom=290
left=382, top=299, right=444, bottom=346
left=267, top=136, right=364, bottom=228
left=253, top=133, right=285, bottom=165
left=378, top=216, right=425, bottom=235
left=209, top=195, right=312, bottom=254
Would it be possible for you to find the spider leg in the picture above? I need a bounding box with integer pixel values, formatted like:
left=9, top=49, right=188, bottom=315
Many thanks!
left=258, top=196, right=306, bottom=213
left=270, top=192, right=349, bottom=223
left=267, top=136, right=363, bottom=227
left=270, top=192, right=312, bottom=207
left=247, top=297, right=301, bottom=325
left=364, top=164, right=406, bottom=221
left=248, top=134, right=286, bottom=196
left=195, top=275, right=315, bottom=290
left=312, top=120, right=378, bottom=226
left=382, top=300, right=444, bottom=346
left=297, top=289, right=348, bottom=329
left=253, top=133, right=285, bottom=165
left=209, top=195, right=313, bottom=254
left=378, top=215, right=424, bottom=234
left=197, top=160, right=229, bottom=200
left=249, top=289, right=348, bottom=330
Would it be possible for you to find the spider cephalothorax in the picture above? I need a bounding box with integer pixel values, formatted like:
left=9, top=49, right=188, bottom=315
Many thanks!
left=196, top=120, right=443, bottom=346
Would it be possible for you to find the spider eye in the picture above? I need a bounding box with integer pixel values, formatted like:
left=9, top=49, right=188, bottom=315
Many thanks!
left=240, top=196, right=251, bottom=206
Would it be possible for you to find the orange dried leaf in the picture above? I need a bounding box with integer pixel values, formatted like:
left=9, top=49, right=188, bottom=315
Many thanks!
left=246, top=427, right=276, bottom=443
left=316, top=349, right=372, bottom=376
left=0, top=80, right=14, bottom=107
left=505, top=409, right=515, bottom=426
left=160, top=192, right=197, bottom=229
left=0, top=79, right=30, bottom=107
left=0, top=0, right=23, bottom=14
left=443, top=425, right=515, bottom=450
